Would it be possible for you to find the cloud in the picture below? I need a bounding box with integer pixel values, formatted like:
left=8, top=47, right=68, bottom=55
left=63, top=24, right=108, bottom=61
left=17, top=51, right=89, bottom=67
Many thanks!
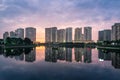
left=0, top=0, right=120, bottom=41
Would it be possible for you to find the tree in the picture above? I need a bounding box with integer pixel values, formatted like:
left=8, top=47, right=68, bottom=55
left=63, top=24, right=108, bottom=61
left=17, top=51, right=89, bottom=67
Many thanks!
left=24, top=38, right=33, bottom=45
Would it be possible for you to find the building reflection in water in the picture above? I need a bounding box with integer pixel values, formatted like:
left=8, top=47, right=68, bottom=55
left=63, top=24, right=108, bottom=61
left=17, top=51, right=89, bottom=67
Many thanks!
left=45, top=47, right=72, bottom=62
left=58, top=47, right=66, bottom=61
left=25, top=48, right=36, bottom=62
left=98, top=49, right=111, bottom=61
left=45, top=47, right=58, bottom=62
left=0, top=47, right=36, bottom=62
left=45, top=47, right=92, bottom=63
left=0, top=46, right=120, bottom=69
left=112, top=52, right=120, bottom=69
left=74, top=48, right=92, bottom=63
left=74, top=48, right=83, bottom=62
left=66, top=48, right=72, bottom=62
left=15, top=53, right=24, bottom=61
left=84, top=48, right=92, bottom=63
left=98, top=49, right=120, bottom=69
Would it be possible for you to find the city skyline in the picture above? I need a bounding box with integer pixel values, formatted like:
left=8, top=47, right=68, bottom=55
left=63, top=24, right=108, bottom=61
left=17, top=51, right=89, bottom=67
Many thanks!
left=2, top=23, right=120, bottom=43
left=0, top=0, right=120, bottom=42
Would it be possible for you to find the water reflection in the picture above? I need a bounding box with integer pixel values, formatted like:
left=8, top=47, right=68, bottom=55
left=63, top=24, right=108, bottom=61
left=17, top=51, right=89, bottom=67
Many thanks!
left=0, top=47, right=36, bottom=62
left=112, top=52, right=120, bottom=69
left=98, top=49, right=120, bottom=69
left=45, top=47, right=92, bottom=63
left=84, top=48, right=92, bottom=63
left=0, top=47, right=120, bottom=69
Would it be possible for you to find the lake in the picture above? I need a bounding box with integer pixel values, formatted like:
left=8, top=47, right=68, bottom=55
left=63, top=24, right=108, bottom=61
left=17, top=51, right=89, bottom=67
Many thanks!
left=0, top=47, right=120, bottom=80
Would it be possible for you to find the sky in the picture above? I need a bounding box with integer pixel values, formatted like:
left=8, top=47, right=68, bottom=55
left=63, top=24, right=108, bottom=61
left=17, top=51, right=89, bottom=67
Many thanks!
left=0, top=0, right=120, bottom=42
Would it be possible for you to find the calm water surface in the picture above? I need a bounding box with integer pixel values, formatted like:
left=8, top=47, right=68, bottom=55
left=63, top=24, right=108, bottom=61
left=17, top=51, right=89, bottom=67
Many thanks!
left=0, top=47, right=120, bottom=80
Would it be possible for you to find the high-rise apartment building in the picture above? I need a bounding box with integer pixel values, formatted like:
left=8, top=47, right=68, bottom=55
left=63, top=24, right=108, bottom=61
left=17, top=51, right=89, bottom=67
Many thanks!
left=51, top=27, right=57, bottom=43
left=98, top=30, right=111, bottom=41
left=45, top=28, right=52, bottom=43
left=25, top=27, right=36, bottom=42
left=98, top=30, right=104, bottom=41
left=15, top=28, right=24, bottom=39
left=74, top=28, right=82, bottom=42
left=66, top=27, right=72, bottom=42
left=112, top=23, right=120, bottom=40
left=45, top=27, right=57, bottom=43
left=3, top=32, right=9, bottom=40
left=104, top=30, right=111, bottom=41
left=84, top=27, right=92, bottom=41
left=57, top=29, right=65, bottom=43
left=10, top=31, right=17, bottom=38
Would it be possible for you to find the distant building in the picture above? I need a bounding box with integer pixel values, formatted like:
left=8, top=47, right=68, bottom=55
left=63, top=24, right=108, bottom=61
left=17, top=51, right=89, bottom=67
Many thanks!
left=81, top=34, right=85, bottom=41
left=57, top=29, right=65, bottom=43
left=51, top=27, right=57, bottom=43
left=98, top=31, right=104, bottom=41
left=45, top=28, right=52, bottom=43
left=84, top=27, right=92, bottom=41
left=45, top=27, right=57, bottom=43
left=25, top=27, right=36, bottom=42
left=3, top=32, right=9, bottom=40
left=104, top=30, right=111, bottom=41
left=66, top=27, right=72, bottom=42
left=74, top=28, right=82, bottom=42
left=10, top=31, right=17, bottom=38
left=112, top=23, right=120, bottom=40
left=15, top=28, right=24, bottom=39
left=98, top=29, right=111, bottom=41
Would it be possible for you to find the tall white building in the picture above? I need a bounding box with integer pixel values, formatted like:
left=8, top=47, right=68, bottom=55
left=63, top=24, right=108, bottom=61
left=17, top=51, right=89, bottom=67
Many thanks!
left=112, top=23, right=120, bottom=40
left=84, top=27, right=92, bottom=41
left=25, top=27, right=36, bottom=42
left=3, top=32, right=9, bottom=40
left=45, top=28, right=52, bottom=43
left=51, top=27, right=57, bottom=43
left=74, top=28, right=82, bottom=42
left=45, top=27, right=57, bottom=43
left=15, top=28, right=24, bottom=39
left=66, top=27, right=72, bottom=42
left=57, top=29, right=66, bottom=43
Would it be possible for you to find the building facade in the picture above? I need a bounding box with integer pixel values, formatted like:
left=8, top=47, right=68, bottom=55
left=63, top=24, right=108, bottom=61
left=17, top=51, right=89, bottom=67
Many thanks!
left=74, top=28, right=82, bottom=42
left=57, top=29, right=65, bottom=43
left=66, top=27, right=72, bottom=42
left=98, top=30, right=111, bottom=41
left=15, top=28, right=24, bottom=39
left=3, top=32, right=9, bottom=40
left=25, top=27, right=36, bottom=42
left=10, top=31, right=17, bottom=38
left=45, top=27, right=57, bottom=43
left=98, top=30, right=104, bottom=41
left=45, top=28, right=52, bottom=43
left=51, top=27, right=57, bottom=43
left=112, top=23, right=120, bottom=40
left=84, top=27, right=92, bottom=41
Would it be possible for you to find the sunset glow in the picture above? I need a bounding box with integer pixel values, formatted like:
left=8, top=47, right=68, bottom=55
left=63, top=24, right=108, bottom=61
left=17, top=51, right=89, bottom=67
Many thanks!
left=0, top=0, right=120, bottom=41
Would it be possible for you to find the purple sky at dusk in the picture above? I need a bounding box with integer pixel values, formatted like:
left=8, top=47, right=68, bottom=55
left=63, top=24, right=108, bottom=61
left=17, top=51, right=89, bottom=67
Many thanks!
left=0, top=0, right=120, bottom=42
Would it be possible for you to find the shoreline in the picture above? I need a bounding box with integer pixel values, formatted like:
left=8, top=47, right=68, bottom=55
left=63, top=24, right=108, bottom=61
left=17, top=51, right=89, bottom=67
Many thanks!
left=97, top=46, right=120, bottom=50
